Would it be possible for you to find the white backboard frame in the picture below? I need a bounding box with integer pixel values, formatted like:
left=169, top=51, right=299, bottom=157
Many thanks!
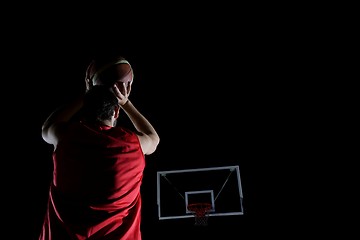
left=157, top=165, right=244, bottom=220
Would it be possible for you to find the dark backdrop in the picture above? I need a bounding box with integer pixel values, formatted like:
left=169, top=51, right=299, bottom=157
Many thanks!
left=3, top=6, right=323, bottom=239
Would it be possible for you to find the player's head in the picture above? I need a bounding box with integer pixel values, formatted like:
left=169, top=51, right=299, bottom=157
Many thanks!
left=82, top=85, right=119, bottom=125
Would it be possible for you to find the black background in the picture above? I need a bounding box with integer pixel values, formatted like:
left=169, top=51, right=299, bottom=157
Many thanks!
left=3, top=4, right=333, bottom=239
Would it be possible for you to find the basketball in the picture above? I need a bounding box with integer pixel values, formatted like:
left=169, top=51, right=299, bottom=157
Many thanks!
left=86, top=56, right=134, bottom=88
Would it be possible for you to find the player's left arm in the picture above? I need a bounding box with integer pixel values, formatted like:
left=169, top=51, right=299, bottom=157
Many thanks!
left=42, top=95, right=84, bottom=148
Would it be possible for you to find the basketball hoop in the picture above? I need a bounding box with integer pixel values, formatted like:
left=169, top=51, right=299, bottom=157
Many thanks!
left=187, top=203, right=212, bottom=226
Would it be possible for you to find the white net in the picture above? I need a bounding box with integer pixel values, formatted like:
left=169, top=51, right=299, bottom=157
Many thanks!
left=187, top=203, right=211, bottom=226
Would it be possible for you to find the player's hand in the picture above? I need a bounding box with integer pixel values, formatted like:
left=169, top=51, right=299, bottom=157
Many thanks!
left=85, top=76, right=93, bottom=92
left=116, top=80, right=132, bottom=98
left=113, top=83, right=129, bottom=106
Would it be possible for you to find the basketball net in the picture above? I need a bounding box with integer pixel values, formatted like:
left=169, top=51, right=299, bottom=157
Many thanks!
left=187, top=203, right=211, bottom=226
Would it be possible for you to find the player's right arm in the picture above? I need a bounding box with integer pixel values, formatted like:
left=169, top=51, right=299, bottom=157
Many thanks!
left=121, top=100, right=160, bottom=155
left=113, top=84, right=160, bottom=155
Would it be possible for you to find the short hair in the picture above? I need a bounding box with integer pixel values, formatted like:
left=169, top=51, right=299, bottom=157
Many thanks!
left=82, top=85, right=119, bottom=123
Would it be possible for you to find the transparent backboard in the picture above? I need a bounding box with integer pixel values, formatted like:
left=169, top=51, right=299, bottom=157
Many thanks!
left=157, top=165, right=244, bottom=220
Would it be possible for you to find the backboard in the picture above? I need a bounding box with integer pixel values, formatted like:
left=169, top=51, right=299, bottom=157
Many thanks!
left=156, top=165, right=244, bottom=221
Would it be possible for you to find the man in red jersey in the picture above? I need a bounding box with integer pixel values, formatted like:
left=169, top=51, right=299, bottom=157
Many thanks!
left=39, top=56, right=160, bottom=239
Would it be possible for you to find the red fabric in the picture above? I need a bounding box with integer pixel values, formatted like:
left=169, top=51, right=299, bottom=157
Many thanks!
left=39, top=122, right=145, bottom=240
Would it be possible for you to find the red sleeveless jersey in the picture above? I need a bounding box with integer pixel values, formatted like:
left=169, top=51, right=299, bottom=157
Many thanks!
left=39, top=121, right=145, bottom=240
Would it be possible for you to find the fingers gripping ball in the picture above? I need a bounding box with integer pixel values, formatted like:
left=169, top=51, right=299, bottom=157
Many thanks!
left=86, top=56, right=134, bottom=90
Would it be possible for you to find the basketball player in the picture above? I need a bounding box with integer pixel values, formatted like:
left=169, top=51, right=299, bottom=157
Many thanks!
left=38, top=58, right=160, bottom=239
